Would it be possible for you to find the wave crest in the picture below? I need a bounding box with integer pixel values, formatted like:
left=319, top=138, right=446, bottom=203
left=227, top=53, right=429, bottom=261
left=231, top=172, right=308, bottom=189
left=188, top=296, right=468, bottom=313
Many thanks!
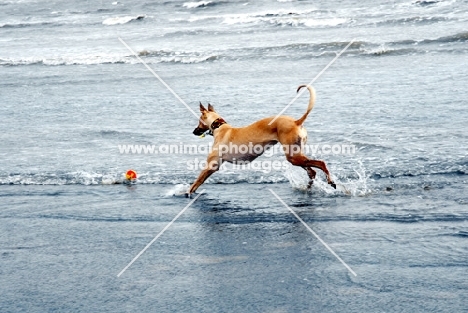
left=138, top=49, right=219, bottom=63
left=183, top=1, right=215, bottom=9
left=3, top=30, right=466, bottom=67
left=0, top=171, right=288, bottom=186
left=0, top=50, right=219, bottom=66
left=221, top=11, right=347, bottom=28
left=102, top=15, right=145, bottom=26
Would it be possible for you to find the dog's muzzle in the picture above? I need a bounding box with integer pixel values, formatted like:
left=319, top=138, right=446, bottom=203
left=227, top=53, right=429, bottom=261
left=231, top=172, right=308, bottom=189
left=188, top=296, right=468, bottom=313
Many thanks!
left=193, top=127, right=206, bottom=136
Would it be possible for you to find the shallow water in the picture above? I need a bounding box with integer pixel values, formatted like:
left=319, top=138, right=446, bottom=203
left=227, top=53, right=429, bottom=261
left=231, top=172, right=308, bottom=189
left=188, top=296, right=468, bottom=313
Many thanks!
left=1, top=0, right=468, bottom=312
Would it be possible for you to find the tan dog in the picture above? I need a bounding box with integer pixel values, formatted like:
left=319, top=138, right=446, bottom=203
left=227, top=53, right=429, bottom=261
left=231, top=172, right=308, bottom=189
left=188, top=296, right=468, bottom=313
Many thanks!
left=187, top=85, right=336, bottom=196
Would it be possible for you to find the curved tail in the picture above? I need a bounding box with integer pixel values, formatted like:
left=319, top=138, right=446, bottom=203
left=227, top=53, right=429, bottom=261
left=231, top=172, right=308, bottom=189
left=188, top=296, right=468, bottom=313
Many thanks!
left=295, top=84, right=316, bottom=126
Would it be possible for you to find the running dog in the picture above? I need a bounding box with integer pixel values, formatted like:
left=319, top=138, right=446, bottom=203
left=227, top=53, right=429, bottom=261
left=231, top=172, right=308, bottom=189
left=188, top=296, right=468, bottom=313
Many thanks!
left=187, top=85, right=336, bottom=196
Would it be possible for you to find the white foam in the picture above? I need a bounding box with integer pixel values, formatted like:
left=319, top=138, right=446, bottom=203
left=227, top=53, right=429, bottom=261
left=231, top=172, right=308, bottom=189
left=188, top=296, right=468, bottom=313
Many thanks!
left=0, top=50, right=220, bottom=66
left=102, top=15, right=145, bottom=25
left=222, top=15, right=258, bottom=25
left=261, top=17, right=348, bottom=27
left=161, top=54, right=217, bottom=64
left=221, top=10, right=346, bottom=28
left=101, top=173, right=121, bottom=185
left=166, top=184, right=190, bottom=196
left=183, top=1, right=212, bottom=9
left=0, top=54, right=129, bottom=66
left=363, top=43, right=392, bottom=56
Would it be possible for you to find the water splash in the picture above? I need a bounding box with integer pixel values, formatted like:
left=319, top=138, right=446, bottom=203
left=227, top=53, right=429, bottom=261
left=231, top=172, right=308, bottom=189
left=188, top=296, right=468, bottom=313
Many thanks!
left=339, top=160, right=373, bottom=196
left=166, top=184, right=190, bottom=197
left=283, top=160, right=372, bottom=196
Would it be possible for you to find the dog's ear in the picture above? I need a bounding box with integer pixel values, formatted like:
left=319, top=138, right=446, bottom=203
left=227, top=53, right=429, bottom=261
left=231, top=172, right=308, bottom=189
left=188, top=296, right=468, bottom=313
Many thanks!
left=207, top=103, right=216, bottom=112
left=199, top=102, right=207, bottom=113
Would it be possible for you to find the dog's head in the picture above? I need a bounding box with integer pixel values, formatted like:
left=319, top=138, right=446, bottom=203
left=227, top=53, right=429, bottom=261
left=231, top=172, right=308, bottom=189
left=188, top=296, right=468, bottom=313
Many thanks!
left=193, top=103, right=219, bottom=136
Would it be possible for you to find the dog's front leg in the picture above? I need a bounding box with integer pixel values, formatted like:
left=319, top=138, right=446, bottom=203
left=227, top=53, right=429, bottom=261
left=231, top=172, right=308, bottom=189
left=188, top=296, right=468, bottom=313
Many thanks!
left=186, top=155, right=223, bottom=196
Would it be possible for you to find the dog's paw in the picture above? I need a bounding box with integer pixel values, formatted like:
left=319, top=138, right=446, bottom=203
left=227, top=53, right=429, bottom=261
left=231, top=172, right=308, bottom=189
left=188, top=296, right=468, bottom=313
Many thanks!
left=329, top=182, right=337, bottom=189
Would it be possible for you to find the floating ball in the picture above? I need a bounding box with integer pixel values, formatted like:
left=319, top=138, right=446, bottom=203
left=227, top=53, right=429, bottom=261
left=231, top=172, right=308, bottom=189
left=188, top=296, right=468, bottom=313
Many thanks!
left=125, top=169, right=137, bottom=180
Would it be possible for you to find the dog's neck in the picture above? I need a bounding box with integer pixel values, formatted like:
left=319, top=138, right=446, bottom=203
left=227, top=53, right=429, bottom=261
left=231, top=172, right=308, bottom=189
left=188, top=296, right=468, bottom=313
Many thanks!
left=210, top=117, right=227, bottom=133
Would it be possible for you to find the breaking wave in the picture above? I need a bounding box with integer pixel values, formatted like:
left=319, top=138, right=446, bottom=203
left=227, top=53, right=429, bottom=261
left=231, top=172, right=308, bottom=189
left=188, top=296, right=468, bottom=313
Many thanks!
left=423, top=31, right=468, bottom=44
left=0, top=21, right=60, bottom=29
left=0, top=171, right=289, bottom=186
left=2, top=31, right=466, bottom=67
left=102, top=15, right=145, bottom=25
left=138, top=49, right=219, bottom=63
left=375, top=15, right=451, bottom=27
left=182, top=1, right=218, bottom=9
left=222, top=15, right=348, bottom=28
left=182, top=7, right=348, bottom=28
left=0, top=51, right=219, bottom=66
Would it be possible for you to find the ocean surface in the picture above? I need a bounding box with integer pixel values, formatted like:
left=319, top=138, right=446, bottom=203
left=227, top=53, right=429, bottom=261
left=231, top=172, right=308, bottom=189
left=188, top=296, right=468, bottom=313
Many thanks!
left=1, top=0, right=468, bottom=312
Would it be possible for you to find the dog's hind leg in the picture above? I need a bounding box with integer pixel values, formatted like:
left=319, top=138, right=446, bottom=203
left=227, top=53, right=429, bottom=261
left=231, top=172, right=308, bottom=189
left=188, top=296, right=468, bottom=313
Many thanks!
left=303, top=167, right=317, bottom=188
left=286, top=154, right=336, bottom=189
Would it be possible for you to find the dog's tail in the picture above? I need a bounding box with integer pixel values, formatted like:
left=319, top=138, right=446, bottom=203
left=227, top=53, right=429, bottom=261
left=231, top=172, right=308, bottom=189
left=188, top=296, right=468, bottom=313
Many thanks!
left=295, top=84, right=316, bottom=126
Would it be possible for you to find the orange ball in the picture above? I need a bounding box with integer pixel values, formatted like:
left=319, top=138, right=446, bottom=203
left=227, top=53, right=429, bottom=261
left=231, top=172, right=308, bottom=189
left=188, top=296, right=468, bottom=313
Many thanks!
left=125, top=169, right=137, bottom=180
